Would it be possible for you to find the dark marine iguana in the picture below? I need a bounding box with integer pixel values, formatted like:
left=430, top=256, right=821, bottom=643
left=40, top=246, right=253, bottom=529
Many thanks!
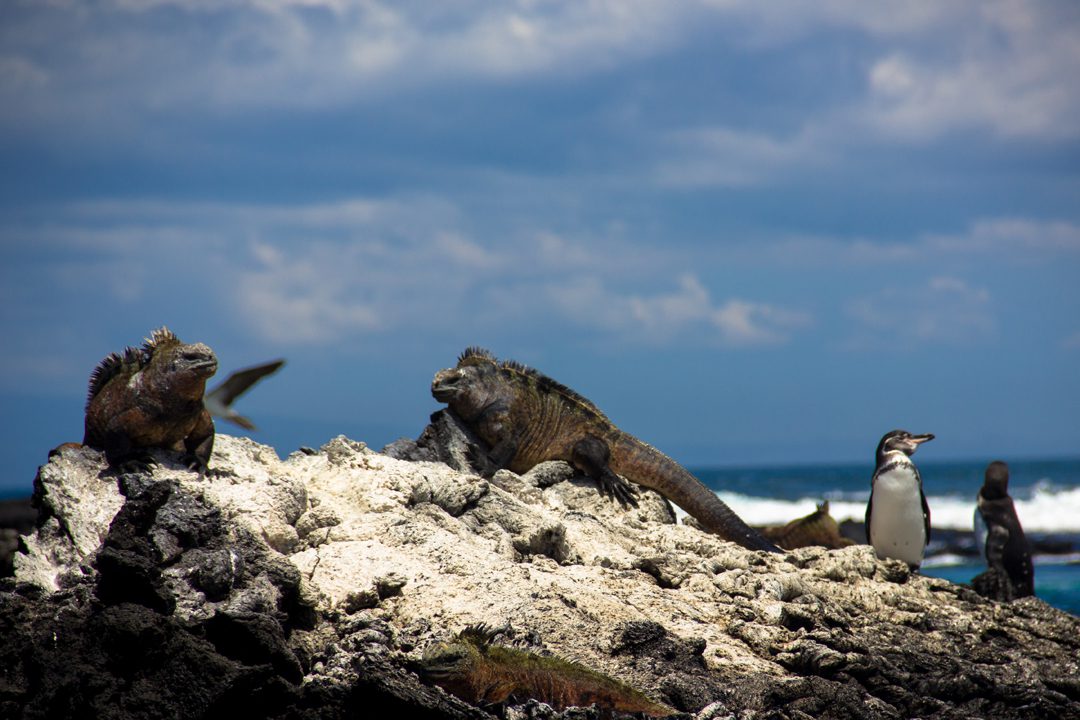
left=431, top=348, right=780, bottom=553
left=419, top=625, right=675, bottom=716
left=83, top=327, right=218, bottom=472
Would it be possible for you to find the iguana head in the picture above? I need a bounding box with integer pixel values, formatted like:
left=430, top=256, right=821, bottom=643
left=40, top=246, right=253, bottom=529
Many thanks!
left=142, top=327, right=218, bottom=396
left=418, top=635, right=481, bottom=681
left=431, top=347, right=502, bottom=409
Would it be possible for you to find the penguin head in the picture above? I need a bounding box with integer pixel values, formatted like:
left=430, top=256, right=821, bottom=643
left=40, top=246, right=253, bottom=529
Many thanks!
left=876, top=429, right=934, bottom=463
left=981, top=460, right=1010, bottom=499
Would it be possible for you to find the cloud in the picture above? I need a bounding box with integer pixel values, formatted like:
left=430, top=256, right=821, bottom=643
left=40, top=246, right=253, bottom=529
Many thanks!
left=2, top=195, right=814, bottom=351
left=925, top=218, right=1080, bottom=255
left=846, top=275, right=995, bottom=347
left=236, top=241, right=383, bottom=344
left=0, top=0, right=685, bottom=123
left=76, top=194, right=824, bottom=348
left=748, top=217, right=1080, bottom=270
left=4, top=0, right=1075, bottom=144
left=858, top=5, right=1080, bottom=140
left=547, top=274, right=811, bottom=347
left=654, top=126, right=824, bottom=188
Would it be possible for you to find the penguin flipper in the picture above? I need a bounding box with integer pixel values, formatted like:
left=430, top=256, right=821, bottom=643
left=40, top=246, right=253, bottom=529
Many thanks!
left=985, top=524, right=1010, bottom=573
left=921, top=491, right=931, bottom=545
left=864, top=494, right=873, bottom=545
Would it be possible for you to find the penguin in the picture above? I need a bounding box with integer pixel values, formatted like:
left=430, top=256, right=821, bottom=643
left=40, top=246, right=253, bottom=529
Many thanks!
left=204, top=359, right=285, bottom=430
left=865, top=429, right=934, bottom=568
left=974, top=460, right=1034, bottom=600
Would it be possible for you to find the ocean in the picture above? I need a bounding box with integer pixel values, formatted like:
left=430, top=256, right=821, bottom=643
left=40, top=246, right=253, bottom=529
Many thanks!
left=695, top=457, right=1080, bottom=615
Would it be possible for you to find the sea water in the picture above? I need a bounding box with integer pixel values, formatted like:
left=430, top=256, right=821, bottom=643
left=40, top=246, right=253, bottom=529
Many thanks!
left=695, top=458, right=1080, bottom=615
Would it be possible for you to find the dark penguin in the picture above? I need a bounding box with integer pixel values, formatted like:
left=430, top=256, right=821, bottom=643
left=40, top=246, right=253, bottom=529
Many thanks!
left=973, top=460, right=1034, bottom=600
left=865, top=430, right=934, bottom=568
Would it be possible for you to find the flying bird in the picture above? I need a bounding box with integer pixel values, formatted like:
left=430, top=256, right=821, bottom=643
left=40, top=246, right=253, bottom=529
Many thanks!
left=204, top=359, right=285, bottom=431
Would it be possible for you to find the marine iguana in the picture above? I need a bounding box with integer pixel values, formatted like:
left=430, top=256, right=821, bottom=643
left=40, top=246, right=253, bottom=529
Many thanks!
left=83, top=327, right=218, bottom=472
left=419, top=625, right=675, bottom=716
left=431, top=347, right=780, bottom=553
left=204, top=358, right=285, bottom=430
left=762, top=500, right=855, bottom=551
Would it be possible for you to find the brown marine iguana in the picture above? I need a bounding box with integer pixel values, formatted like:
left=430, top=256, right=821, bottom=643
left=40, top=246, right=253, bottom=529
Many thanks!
left=83, top=327, right=218, bottom=472
left=419, top=625, right=676, bottom=716
left=431, top=348, right=780, bottom=553
left=762, top=500, right=856, bottom=551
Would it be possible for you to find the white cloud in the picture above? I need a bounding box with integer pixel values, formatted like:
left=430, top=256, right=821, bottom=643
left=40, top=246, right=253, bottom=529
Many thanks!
left=846, top=275, right=995, bottom=347
left=0, top=56, right=49, bottom=91
left=859, top=4, right=1080, bottom=140
left=3, top=0, right=1076, bottom=151
left=925, top=218, right=1080, bottom=255
left=654, top=126, right=824, bottom=188
left=749, top=218, right=1080, bottom=270
left=6, top=195, right=809, bottom=349
left=711, top=299, right=812, bottom=346
left=237, top=241, right=383, bottom=344
left=548, top=274, right=811, bottom=347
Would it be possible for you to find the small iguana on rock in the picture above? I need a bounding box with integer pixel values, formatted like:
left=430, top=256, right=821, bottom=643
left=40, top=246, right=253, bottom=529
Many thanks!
left=419, top=625, right=675, bottom=716
left=761, top=501, right=856, bottom=551
left=431, top=348, right=780, bottom=553
left=83, top=327, right=218, bottom=472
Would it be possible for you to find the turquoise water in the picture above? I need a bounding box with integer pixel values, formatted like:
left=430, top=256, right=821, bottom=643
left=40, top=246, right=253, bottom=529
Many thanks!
left=922, top=562, right=1080, bottom=616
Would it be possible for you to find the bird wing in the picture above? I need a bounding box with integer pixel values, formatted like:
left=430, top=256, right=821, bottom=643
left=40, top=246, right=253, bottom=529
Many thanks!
left=206, top=359, right=285, bottom=405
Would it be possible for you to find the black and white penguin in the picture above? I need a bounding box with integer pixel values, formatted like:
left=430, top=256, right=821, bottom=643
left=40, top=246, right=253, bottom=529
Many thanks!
left=974, top=460, right=1034, bottom=599
left=865, top=429, right=934, bottom=568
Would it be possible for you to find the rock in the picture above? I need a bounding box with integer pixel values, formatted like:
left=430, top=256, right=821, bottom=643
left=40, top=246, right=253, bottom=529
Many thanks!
left=0, top=496, right=34, bottom=578
left=2, top=430, right=1079, bottom=719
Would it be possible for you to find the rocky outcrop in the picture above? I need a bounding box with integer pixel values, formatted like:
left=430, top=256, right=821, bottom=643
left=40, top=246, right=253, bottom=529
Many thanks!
left=0, top=497, right=34, bottom=578
left=3, top=417, right=1079, bottom=719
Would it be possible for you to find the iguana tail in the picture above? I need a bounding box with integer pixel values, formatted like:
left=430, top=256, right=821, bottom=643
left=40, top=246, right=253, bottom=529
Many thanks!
left=611, top=435, right=781, bottom=553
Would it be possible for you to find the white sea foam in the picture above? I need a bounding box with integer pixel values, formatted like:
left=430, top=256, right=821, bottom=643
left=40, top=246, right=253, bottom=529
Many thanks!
left=717, top=484, right=1080, bottom=533
left=920, top=554, right=969, bottom=568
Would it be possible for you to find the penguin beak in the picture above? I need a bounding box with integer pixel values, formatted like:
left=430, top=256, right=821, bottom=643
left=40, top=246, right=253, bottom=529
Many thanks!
left=905, top=433, right=934, bottom=453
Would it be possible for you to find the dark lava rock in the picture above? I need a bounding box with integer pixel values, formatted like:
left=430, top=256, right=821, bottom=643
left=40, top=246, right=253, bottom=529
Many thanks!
left=0, top=472, right=487, bottom=719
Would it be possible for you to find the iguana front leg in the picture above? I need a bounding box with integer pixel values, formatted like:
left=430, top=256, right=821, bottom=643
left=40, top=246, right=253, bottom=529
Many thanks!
left=468, top=401, right=518, bottom=477
left=571, top=435, right=639, bottom=507
left=468, top=439, right=518, bottom=478
left=100, top=414, right=155, bottom=474
left=182, top=410, right=215, bottom=474
left=985, top=524, right=1014, bottom=600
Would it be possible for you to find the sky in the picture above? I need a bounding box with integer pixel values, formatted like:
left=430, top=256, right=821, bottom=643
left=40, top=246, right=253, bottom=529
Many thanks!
left=1, top=1, right=1079, bottom=496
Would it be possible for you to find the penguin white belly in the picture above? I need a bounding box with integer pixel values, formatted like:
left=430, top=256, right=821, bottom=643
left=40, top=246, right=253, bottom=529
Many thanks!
left=870, top=468, right=926, bottom=566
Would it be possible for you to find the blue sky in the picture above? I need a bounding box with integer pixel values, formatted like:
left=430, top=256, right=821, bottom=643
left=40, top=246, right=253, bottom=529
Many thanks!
left=2, top=1, right=1079, bottom=495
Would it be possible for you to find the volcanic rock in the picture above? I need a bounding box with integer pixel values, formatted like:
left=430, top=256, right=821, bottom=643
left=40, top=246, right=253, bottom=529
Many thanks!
left=2, top=423, right=1078, bottom=719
